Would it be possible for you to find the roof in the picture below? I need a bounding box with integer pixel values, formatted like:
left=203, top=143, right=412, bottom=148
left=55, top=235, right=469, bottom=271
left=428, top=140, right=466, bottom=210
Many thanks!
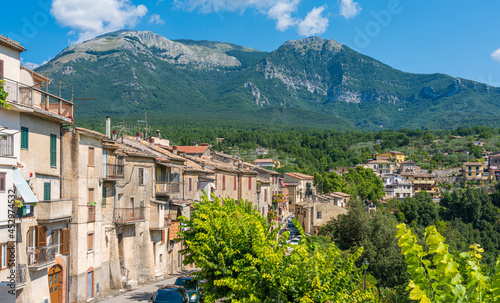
left=413, top=174, right=436, bottom=178
left=76, top=127, right=109, bottom=140
left=174, top=145, right=210, bottom=154
left=21, top=66, right=50, bottom=82
left=402, top=160, right=416, bottom=164
left=367, top=160, right=393, bottom=164
left=285, top=172, right=313, bottom=180
left=0, top=35, right=26, bottom=52
left=463, top=162, right=484, bottom=166
left=329, top=192, right=351, bottom=198
left=255, top=159, right=274, bottom=163
left=388, top=151, right=405, bottom=155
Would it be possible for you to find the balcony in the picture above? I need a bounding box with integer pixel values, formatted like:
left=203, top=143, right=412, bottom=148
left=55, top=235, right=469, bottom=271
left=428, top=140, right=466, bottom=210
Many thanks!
left=36, top=199, right=72, bottom=223
left=156, top=182, right=180, bottom=195
left=103, top=163, right=124, bottom=180
left=16, top=264, right=27, bottom=289
left=27, top=244, right=57, bottom=270
left=0, top=134, right=14, bottom=157
left=88, top=205, right=96, bottom=222
left=115, top=207, right=145, bottom=224
left=3, top=77, right=73, bottom=121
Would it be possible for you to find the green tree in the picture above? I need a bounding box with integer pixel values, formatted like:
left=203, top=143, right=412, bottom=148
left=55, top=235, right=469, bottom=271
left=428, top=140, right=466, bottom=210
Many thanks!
left=399, top=192, right=439, bottom=227
left=397, top=223, right=500, bottom=302
left=179, top=195, right=374, bottom=302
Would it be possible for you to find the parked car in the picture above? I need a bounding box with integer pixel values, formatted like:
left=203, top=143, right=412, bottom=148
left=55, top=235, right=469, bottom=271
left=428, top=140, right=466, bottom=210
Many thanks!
left=174, top=276, right=203, bottom=302
left=151, top=285, right=189, bottom=303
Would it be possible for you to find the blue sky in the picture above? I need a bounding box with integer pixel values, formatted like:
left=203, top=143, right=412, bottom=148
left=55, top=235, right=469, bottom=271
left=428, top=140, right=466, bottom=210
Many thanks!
left=3, top=0, right=500, bottom=86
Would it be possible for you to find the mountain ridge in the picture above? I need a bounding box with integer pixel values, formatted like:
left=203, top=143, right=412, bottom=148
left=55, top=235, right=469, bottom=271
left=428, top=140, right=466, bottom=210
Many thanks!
left=35, top=30, right=500, bottom=131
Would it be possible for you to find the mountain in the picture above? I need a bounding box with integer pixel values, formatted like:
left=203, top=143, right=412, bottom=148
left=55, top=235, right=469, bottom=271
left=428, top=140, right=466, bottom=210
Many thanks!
left=36, top=30, right=500, bottom=131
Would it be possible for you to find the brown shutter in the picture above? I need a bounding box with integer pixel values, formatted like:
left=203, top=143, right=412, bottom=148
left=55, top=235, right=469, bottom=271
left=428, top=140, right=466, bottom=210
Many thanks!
left=35, top=226, right=47, bottom=247
left=0, top=60, right=4, bottom=78
left=89, top=147, right=94, bottom=166
left=62, top=228, right=70, bottom=255
left=7, top=242, right=15, bottom=268
left=161, top=229, right=165, bottom=243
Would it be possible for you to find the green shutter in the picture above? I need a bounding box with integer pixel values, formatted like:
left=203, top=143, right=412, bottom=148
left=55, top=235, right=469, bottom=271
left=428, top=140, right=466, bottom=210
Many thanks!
left=50, top=134, right=56, bottom=167
left=44, top=182, right=51, bottom=201
left=21, top=127, right=28, bottom=149
left=102, top=186, right=107, bottom=207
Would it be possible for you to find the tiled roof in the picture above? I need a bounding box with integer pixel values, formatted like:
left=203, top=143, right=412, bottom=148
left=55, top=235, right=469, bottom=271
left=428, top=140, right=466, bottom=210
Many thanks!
left=255, top=159, right=274, bottom=163
left=0, top=35, right=26, bottom=52
left=463, top=162, right=484, bottom=166
left=402, top=160, right=416, bottom=164
left=367, top=160, right=393, bottom=164
left=174, top=146, right=210, bottom=154
left=76, top=127, right=109, bottom=139
left=285, top=172, right=313, bottom=180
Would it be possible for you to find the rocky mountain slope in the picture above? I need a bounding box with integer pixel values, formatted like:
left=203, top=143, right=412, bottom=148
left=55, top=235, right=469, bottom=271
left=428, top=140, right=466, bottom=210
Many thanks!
left=36, top=30, right=500, bottom=130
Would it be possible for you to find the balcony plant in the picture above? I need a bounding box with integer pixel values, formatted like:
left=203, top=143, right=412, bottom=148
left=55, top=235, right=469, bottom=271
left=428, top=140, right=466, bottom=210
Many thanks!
left=0, top=80, right=10, bottom=110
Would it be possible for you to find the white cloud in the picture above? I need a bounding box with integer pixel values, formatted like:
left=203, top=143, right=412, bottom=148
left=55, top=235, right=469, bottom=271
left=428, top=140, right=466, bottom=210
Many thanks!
left=148, top=14, right=165, bottom=25
left=339, top=0, right=361, bottom=19
left=298, top=6, right=328, bottom=36
left=51, top=0, right=148, bottom=44
left=267, top=0, right=300, bottom=31
left=492, top=49, right=500, bottom=63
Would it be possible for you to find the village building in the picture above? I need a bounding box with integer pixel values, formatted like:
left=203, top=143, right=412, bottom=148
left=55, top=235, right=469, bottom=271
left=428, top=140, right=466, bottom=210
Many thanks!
left=295, top=200, right=347, bottom=234
left=254, top=158, right=274, bottom=168
left=284, top=173, right=315, bottom=212
left=373, top=151, right=406, bottom=164
left=362, top=160, right=395, bottom=177
left=462, top=162, right=494, bottom=187
left=383, top=174, right=413, bottom=200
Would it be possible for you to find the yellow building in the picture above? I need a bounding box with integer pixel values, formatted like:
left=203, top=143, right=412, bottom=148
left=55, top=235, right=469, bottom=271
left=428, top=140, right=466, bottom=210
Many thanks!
left=374, top=151, right=406, bottom=164
left=462, top=162, right=493, bottom=187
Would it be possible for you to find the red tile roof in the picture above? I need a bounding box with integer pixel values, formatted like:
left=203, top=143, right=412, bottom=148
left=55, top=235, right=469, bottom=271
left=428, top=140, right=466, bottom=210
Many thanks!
left=174, top=146, right=209, bottom=154
left=285, top=172, right=313, bottom=180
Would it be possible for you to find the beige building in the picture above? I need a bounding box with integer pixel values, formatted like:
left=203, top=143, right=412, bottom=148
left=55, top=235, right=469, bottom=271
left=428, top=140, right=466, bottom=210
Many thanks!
left=363, top=160, right=395, bottom=177
left=0, top=35, right=74, bottom=303
left=284, top=173, right=315, bottom=212
left=462, top=162, right=493, bottom=187
left=295, top=201, right=347, bottom=234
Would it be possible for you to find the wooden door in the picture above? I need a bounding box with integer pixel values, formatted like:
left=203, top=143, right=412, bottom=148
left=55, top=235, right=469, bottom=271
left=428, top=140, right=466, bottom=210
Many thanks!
left=87, top=271, right=94, bottom=300
left=48, top=266, right=62, bottom=303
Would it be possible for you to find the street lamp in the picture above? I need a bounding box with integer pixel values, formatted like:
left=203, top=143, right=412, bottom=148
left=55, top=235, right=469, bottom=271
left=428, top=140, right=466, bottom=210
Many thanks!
left=362, top=258, right=369, bottom=291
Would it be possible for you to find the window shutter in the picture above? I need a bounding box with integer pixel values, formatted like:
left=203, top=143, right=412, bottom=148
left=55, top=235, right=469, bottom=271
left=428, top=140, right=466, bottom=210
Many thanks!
left=234, top=176, right=237, bottom=190
left=222, top=175, right=225, bottom=190
left=89, top=147, right=94, bottom=166
left=249, top=177, right=252, bottom=190
left=161, top=229, right=165, bottom=243
left=0, top=174, right=5, bottom=192
left=62, top=228, right=70, bottom=255
left=21, top=127, right=28, bottom=149
left=50, top=134, right=57, bottom=167
left=7, top=242, right=15, bottom=268
left=0, top=60, right=4, bottom=78
left=189, top=178, right=192, bottom=192
left=35, top=226, right=47, bottom=247
left=44, top=182, right=51, bottom=201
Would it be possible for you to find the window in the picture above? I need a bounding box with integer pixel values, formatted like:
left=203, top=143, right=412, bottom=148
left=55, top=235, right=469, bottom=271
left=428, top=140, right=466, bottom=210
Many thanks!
left=234, top=176, right=237, bottom=190
left=50, top=134, right=57, bottom=167
left=214, top=174, right=217, bottom=189
left=222, top=175, right=226, bottom=190
left=44, top=182, right=51, bottom=201
left=264, top=189, right=267, bottom=202
left=88, top=188, right=94, bottom=203
left=139, top=168, right=144, bottom=186
left=88, top=147, right=94, bottom=166
left=21, top=127, right=28, bottom=149
left=188, top=177, right=192, bottom=192
left=248, top=177, right=252, bottom=190
left=0, top=173, right=5, bottom=192
left=102, top=186, right=107, bottom=207
left=1, top=243, right=7, bottom=269
left=52, top=230, right=61, bottom=255
left=197, top=180, right=199, bottom=191
left=161, top=230, right=166, bottom=243
left=61, top=228, right=70, bottom=255
left=88, top=233, right=94, bottom=251
left=0, top=59, right=3, bottom=78
left=317, top=211, right=322, bottom=219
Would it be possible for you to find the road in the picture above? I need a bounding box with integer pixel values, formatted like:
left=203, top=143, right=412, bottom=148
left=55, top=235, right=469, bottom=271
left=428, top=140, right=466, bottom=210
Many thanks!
left=96, top=269, right=198, bottom=303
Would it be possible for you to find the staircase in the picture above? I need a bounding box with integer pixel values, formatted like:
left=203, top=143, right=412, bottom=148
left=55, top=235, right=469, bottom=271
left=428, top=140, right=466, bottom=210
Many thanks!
left=154, top=266, right=164, bottom=280
left=120, top=263, right=137, bottom=290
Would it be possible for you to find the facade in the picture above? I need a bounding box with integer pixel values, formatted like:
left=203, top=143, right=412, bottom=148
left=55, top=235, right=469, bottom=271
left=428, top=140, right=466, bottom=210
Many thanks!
left=462, top=162, right=493, bottom=187
left=363, top=160, right=394, bottom=176
left=255, top=147, right=269, bottom=155
left=383, top=174, right=413, bottom=200
left=254, top=158, right=274, bottom=168
left=399, top=160, right=418, bottom=173
left=170, top=145, right=211, bottom=158
left=295, top=201, right=347, bottom=234
left=408, top=173, right=439, bottom=196
left=284, top=173, right=315, bottom=207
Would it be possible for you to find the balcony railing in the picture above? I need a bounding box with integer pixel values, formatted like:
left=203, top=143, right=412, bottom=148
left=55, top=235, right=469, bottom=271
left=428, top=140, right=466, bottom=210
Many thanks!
left=0, top=134, right=14, bottom=156
left=27, top=244, right=57, bottom=269
left=103, top=163, right=124, bottom=179
left=156, top=182, right=180, bottom=194
left=3, top=77, right=73, bottom=120
left=16, top=264, right=27, bottom=286
left=115, top=207, right=145, bottom=223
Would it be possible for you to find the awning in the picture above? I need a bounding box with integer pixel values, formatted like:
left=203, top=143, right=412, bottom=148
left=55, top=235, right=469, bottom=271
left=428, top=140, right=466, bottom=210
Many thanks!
left=12, top=168, right=38, bottom=203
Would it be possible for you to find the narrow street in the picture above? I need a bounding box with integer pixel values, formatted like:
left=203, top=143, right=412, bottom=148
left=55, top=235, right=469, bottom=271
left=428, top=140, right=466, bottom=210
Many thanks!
left=95, top=269, right=198, bottom=303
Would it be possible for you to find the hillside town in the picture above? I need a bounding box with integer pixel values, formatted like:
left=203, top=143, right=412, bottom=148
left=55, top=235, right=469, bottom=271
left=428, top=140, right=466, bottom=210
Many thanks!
left=1, top=33, right=500, bottom=303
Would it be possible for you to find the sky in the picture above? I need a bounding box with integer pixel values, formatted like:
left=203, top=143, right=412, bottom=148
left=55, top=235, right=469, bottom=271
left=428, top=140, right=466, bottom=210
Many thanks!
left=2, top=0, right=500, bottom=86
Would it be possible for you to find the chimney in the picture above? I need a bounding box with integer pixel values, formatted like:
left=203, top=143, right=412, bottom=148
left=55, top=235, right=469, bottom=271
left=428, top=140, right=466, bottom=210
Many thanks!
left=156, top=129, right=161, bottom=139
left=149, top=137, right=155, bottom=148
left=112, top=129, right=118, bottom=140
left=200, top=143, right=209, bottom=146
left=135, top=132, right=141, bottom=141
left=238, top=161, right=243, bottom=170
left=172, top=146, right=178, bottom=155
left=105, top=116, right=111, bottom=138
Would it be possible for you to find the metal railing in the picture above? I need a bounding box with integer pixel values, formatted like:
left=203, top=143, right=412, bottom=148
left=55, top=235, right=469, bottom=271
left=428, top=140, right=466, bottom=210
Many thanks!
left=17, top=264, right=27, bottom=284
left=27, top=244, right=57, bottom=266
left=2, top=77, right=73, bottom=119
left=104, top=164, right=124, bottom=179
left=156, top=182, right=180, bottom=194
left=88, top=205, right=96, bottom=222
left=0, top=134, right=14, bottom=156
left=115, top=207, right=145, bottom=223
